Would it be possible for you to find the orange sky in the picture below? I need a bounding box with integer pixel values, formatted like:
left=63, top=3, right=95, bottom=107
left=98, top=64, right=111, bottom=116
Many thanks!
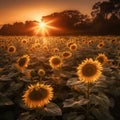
left=0, top=0, right=106, bottom=25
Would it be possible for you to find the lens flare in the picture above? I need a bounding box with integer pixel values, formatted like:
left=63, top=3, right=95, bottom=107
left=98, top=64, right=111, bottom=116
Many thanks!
left=39, top=21, right=46, bottom=29
left=33, top=19, right=59, bottom=36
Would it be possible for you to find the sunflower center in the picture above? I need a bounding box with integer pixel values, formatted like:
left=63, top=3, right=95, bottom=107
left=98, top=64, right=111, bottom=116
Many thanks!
left=82, top=63, right=97, bottom=77
left=63, top=52, right=70, bottom=57
left=52, top=58, right=61, bottom=65
left=1, top=45, right=4, bottom=48
left=97, top=57, right=104, bottom=63
left=9, top=47, right=14, bottom=52
left=68, top=42, right=73, bottom=47
left=99, top=43, right=104, bottom=47
left=38, top=70, right=45, bottom=76
left=22, top=40, right=27, bottom=43
left=71, top=45, right=76, bottom=50
left=18, top=57, right=27, bottom=67
left=54, top=49, right=59, bottom=52
left=29, top=88, right=48, bottom=101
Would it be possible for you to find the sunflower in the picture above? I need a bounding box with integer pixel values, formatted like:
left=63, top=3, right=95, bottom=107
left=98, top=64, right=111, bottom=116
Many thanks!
left=97, top=42, right=105, bottom=49
left=96, top=53, right=108, bottom=65
left=38, top=69, right=46, bottom=76
left=69, top=43, right=77, bottom=51
left=77, top=58, right=102, bottom=83
left=7, top=45, right=16, bottom=54
left=88, top=40, right=94, bottom=46
left=110, top=39, right=116, bottom=43
left=49, top=56, right=62, bottom=69
left=60, top=39, right=65, bottom=43
left=21, top=39, right=28, bottom=44
left=34, top=43, right=41, bottom=49
left=53, top=48, right=59, bottom=53
left=0, top=45, right=5, bottom=49
left=30, top=47, right=35, bottom=52
left=67, top=42, right=74, bottom=48
left=16, top=54, right=30, bottom=71
left=62, top=51, right=72, bottom=59
left=22, top=83, right=53, bottom=108
left=43, top=45, right=48, bottom=51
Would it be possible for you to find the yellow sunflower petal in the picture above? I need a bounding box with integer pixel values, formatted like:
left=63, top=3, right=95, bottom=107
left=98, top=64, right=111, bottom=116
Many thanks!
left=77, top=58, right=103, bottom=83
left=22, top=83, right=54, bottom=108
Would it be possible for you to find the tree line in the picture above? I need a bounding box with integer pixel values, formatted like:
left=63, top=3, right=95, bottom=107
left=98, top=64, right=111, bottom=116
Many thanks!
left=0, top=0, right=120, bottom=36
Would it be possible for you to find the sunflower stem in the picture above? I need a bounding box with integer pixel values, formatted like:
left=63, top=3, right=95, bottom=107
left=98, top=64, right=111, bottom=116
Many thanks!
left=9, top=54, right=13, bottom=63
left=39, top=76, right=42, bottom=82
left=35, top=108, right=41, bottom=118
left=53, top=68, right=61, bottom=78
left=35, top=108, right=44, bottom=120
left=86, top=82, right=90, bottom=120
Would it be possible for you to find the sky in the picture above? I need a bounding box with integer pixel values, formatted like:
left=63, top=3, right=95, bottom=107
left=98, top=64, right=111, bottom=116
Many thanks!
left=0, top=0, right=106, bottom=25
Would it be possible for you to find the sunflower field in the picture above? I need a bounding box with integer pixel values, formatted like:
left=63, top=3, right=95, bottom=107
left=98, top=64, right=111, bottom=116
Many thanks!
left=0, top=36, right=120, bottom=120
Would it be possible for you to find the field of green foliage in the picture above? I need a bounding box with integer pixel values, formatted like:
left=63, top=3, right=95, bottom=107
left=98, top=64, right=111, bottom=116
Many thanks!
left=0, top=36, right=120, bottom=120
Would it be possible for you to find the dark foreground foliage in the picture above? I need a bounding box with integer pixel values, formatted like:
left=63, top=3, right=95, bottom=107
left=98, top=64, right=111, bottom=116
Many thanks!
left=0, top=36, right=120, bottom=120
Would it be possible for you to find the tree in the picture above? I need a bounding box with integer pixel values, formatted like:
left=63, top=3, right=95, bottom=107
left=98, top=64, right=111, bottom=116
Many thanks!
left=91, top=0, right=120, bottom=20
left=91, top=0, right=120, bottom=35
left=42, top=10, right=90, bottom=35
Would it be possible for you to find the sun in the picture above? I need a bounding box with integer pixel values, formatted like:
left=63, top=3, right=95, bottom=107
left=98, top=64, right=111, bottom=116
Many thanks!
left=38, top=20, right=47, bottom=36
left=33, top=19, right=60, bottom=36
left=39, top=21, right=46, bottom=29
left=34, top=20, right=48, bottom=36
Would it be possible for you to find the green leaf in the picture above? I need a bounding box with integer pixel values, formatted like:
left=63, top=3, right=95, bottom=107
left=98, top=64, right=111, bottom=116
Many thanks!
left=91, top=107, right=114, bottom=120
left=0, top=93, right=14, bottom=106
left=63, top=112, right=85, bottom=120
left=113, top=72, right=120, bottom=80
left=10, top=81, right=24, bottom=91
left=7, top=71, right=20, bottom=78
left=111, top=87, right=120, bottom=96
left=67, top=78, right=85, bottom=90
left=63, top=96, right=89, bottom=108
left=17, top=112, right=36, bottom=120
left=67, top=78, right=81, bottom=86
left=44, top=102, right=62, bottom=116
left=19, top=76, right=31, bottom=82
left=90, top=92, right=110, bottom=109
left=98, top=75, right=106, bottom=81
left=15, top=97, right=32, bottom=110
left=0, top=75, right=12, bottom=81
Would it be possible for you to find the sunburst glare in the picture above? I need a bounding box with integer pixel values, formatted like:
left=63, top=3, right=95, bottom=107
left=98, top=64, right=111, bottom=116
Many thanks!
left=34, top=19, right=59, bottom=36
left=39, top=21, right=46, bottom=29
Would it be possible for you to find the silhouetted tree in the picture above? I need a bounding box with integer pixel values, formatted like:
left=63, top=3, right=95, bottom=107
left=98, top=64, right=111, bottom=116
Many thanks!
left=0, top=21, right=39, bottom=36
left=12, top=22, right=25, bottom=35
left=91, top=0, right=120, bottom=35
left=0, top=4, right=120, bottom=36
left=24, top=21, right=38, bottom=36
left=92, top=1, right=114, bottom=19
left=109, top=0, right=120, bottom=18
left=42, top=10, right=90, bottom=35
left=0, top=24, right=13, bottom=35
